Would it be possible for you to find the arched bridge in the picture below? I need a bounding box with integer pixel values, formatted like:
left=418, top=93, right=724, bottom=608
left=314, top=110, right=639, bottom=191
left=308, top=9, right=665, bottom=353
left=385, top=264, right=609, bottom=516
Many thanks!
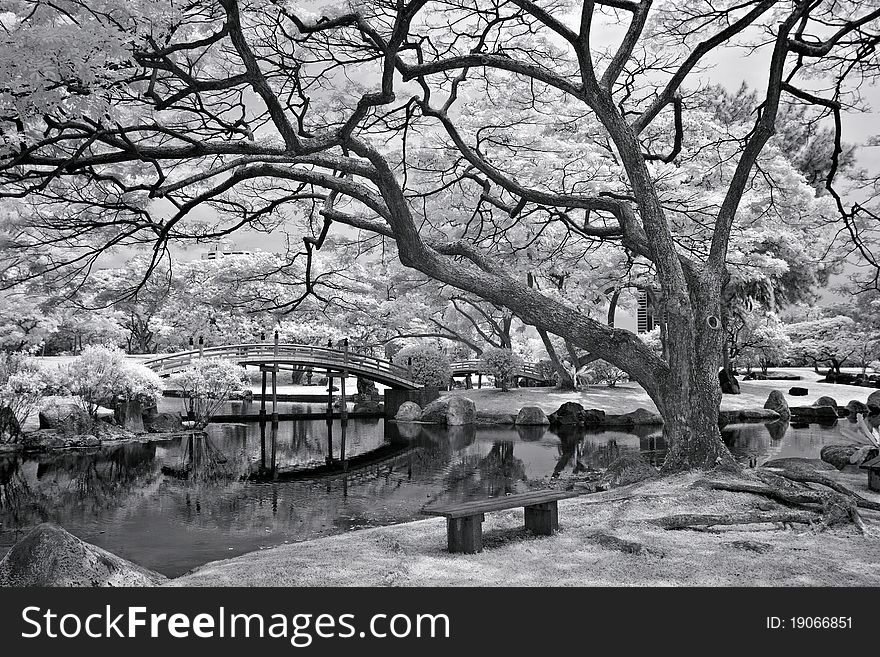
left=449, top=359, right=550, bottom=382
left=142, top=343, right=422, bottom=390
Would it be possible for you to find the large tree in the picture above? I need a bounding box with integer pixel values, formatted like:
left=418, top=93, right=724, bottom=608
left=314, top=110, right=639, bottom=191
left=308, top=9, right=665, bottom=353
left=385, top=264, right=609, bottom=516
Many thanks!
left=0, top=0, right=877, bottom=471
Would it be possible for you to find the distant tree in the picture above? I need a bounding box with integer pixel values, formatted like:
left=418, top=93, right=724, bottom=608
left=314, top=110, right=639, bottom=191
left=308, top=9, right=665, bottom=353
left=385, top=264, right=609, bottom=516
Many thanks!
left=786, top=316, right=878, bottom=375
left=480, top=347, right=523, bottom=392
left=729, top=310, right=792, bottom=375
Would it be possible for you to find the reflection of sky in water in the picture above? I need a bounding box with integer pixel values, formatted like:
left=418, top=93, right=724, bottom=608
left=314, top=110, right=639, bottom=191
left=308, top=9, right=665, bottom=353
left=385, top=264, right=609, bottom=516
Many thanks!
left=0, top=415, right=866, bottom=577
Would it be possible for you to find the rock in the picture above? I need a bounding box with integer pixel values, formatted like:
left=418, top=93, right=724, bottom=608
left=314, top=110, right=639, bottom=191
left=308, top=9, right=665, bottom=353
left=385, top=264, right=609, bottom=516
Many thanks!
left=145, top=412, right=183, bottom=433
left=419, top=398, right=449, bottom=423
left=356, top=377, right=378, bottom=396
left=599, top=453, right=658, bottom=488
left=0, top=523, right=166, bottom=586
left=763, top=390, right=791, bottom=422
left=515, top=406, right=550, bottom=426
left=352, top=401, right=383, bottom=414
left=475, top=412, right=517, bottom=425
left=788, top=387, right=808, bottom=396
left=603, top=408, right=663, bottom=426
left=729, top=540, right=773, bottom=554
left=825, top=372, right=856, bottom=385
left=789, top=405, right=838, bottom=424
left=548, top=402, right=605, bottom=426
left=813, top=396, right=838, bottom=409
left=0, top=406, right=21, bottom=442
left=115, top=400, right=145, bottom=433
left=446, top=396, right=476, bottom=426
left=846, top=400, right=870, bottom=416
left=868, top=389, right=880, bottom=411
left=394, top=402, right=422, bottom=422
left=63, top=434, right=101, bottom=448
left=582, top=409, right=606, bottom=425
left=821, top=443, right=880, bottom=470
left=719, top=369, right=740, bottom=394
left=549, top=401, right=587, bottom=425
left=718, top=408, right=780, bottom=424
left=762, top=457, right=838, bottom=473
left=19, top=430, right=65, bottom=451
left=39, top=402, right=92, bottom=433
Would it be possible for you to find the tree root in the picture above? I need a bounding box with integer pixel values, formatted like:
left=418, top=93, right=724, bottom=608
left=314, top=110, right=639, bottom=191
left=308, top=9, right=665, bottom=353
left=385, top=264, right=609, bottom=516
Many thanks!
left=654, top=465, right=877, bottom=533
left=652, top=511, right=819, bottom=530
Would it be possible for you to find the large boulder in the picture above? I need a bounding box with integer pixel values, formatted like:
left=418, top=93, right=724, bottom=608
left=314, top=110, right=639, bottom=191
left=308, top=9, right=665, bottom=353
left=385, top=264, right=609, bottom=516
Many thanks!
left=145, top=412, right=183, bottom=433
left=0, top=523, right=166, bottom=586
left=763, top=390, right=791, bottom=422
left=515, top=406, right=550, bottom=426
left=548, top=402, right=605, bottom=426
left=821, top=444, right=879, bottom=470
left=115, top=400, right=145, bottom=433
left=719, top=369, right=740, bottom=395
left=549, top=401, right=586, bottom=425
left=604, top=408, right=663, bottom=427
left=599, top=453, right=658, bottom=488
left=446, top=396, right=476, bottom=426
left=39, top=401, right=92, bottom=432
left=790, top=405, right=838, bottom=424
left=718, top=408, right=780, bottom=424
left=846, top=400, right=870, bottom=417
left=868, top=389, right=880, bottom=411
left=419, top=398, right=449, bottom=423
left=813, top=396, right=838, bottom=409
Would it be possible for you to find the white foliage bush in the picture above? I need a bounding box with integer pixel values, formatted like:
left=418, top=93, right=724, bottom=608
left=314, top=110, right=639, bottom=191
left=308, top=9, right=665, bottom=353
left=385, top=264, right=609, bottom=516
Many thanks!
left=0, top=352, right=47, bottom=439
left=393, top=344, right=452, bottom=387
left=60, top=345, right=162, bottom=417
left=169, top=358, right=248, bottom=428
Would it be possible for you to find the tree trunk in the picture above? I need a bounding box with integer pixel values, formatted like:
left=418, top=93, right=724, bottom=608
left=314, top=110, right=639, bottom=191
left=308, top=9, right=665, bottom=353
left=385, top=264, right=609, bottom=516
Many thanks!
left=657, top=283, right=739, bottom=473
left=537, top=328, right=575, bottom=390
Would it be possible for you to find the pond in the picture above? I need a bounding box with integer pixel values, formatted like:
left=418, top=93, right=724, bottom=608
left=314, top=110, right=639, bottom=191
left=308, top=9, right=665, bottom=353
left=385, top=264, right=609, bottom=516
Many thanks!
left=0, top=402, right=868, bottom=577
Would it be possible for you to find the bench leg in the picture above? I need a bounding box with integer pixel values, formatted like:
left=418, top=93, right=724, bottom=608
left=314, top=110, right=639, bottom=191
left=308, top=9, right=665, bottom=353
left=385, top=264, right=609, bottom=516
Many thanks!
left=447, top=515, right=484, bottom=553
left=524, top=501, right=559, bottom=535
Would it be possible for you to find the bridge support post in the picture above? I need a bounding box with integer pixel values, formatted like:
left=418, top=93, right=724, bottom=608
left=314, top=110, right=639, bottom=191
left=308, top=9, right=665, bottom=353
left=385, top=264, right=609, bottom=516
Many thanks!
left=259, top=369, right=267, bottom=420
left=271, top=332, right=279, bottom=424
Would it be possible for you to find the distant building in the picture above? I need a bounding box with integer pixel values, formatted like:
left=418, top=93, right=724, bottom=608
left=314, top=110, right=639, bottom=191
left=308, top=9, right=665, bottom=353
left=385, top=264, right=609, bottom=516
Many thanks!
left=200, top=239, right=253, bottom=260
left=636, top=289, right=664, bottom=334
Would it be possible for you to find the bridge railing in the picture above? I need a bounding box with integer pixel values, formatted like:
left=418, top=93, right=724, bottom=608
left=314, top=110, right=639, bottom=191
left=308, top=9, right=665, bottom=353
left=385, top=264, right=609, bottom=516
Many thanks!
left=450, top=359, right=548, bottom=381
left=143, top=343, right=415, bottom=381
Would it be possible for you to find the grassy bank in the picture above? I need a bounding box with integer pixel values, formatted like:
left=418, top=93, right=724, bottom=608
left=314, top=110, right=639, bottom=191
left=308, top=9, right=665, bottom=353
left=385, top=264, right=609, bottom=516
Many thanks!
left=446, top=368, right=877, bottom=416
left=169, top=470, right=880, bottom=587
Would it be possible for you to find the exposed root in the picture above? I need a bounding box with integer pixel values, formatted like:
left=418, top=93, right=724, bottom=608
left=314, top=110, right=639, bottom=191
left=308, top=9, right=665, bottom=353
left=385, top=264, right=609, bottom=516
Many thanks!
left=661, top=465, right=876, bottom=534
left=652, top=511, right=819, bottom=530
left=759, top=467, right=880, bottom=511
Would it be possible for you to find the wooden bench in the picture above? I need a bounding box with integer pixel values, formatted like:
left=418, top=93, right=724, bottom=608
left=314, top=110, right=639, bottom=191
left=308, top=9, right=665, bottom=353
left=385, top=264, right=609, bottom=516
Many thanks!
left=422, top=489, right=584, bottom=553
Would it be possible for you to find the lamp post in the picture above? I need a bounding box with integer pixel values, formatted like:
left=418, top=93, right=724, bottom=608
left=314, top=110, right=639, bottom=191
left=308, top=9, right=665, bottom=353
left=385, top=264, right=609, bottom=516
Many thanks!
left=198, top=335, right=204, bottom=358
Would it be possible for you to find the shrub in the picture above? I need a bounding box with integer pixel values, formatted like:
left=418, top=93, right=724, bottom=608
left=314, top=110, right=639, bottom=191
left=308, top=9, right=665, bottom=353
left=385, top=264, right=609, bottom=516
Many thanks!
left=582, top=359, right=629, bottom=387
left=0, top=352, right=47, bottom=441
left=60, top=346, right=162, bottom=419
left=480, top=347, right=522, bottom=392
left=393, top=344, right=452, bottom=388
left=169, top=358, right=248, bottom=428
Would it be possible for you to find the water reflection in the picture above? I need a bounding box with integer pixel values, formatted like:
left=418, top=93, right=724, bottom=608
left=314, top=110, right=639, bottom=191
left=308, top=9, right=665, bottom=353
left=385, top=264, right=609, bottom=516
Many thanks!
left=0, top=414, right=860, bottom=577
